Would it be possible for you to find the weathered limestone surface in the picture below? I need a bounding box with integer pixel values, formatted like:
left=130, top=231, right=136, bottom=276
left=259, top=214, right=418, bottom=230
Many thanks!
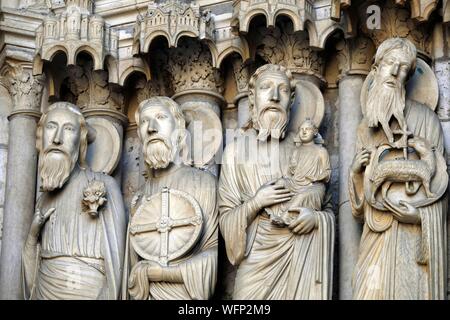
left=0, top=0, right=449, bottom=300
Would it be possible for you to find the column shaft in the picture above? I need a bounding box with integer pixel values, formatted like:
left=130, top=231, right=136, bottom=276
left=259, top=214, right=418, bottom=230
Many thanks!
left=0, top=113, right=40, bottom=299
left=338, top=74, right=364, bottom=300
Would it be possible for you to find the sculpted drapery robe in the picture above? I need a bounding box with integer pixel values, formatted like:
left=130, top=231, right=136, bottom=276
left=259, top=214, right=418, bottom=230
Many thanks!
left=349, top=100, right=448, bottom=300
left=122, top=165, right=218, bottom=300
left=218, top=132, right=335, bottom=300
left=22, top=167, right=127, bottom=300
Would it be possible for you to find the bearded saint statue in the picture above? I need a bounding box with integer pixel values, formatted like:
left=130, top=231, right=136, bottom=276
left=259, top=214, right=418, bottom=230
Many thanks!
left=218, top=64, right=335, bottom=299
left=22, top=102, right=126, bottom=299
left=121, top=97, right=218, bottom=300
left=349, top=38, right=448, bottom=300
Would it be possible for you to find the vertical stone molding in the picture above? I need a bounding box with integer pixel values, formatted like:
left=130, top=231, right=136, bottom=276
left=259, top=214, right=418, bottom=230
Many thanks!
left=0, top=65, right=45, bottom=300
left=231, top=58, right=250, bottom=128
left=337, top=75, right=365, bottom=300
left=0, top=79, right=13, bottom=258
left=335, top=37, right=374, bottom=300
left=431, top=22, right=450, bottom=299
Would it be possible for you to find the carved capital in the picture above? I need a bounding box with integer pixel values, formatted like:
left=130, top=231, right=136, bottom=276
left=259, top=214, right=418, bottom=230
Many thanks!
left=335, top=37, right=375, bottom=78
left=135, top=79, right=162, bottom=105
left=361, top=0, right=433, bottom=57
left=7, top=65, right=45, bottom=111
left=256, top=21, right=324, bottom=82
left=63, top=62, right=124, bottom=113
left=168, top=39, right=224, bottom=95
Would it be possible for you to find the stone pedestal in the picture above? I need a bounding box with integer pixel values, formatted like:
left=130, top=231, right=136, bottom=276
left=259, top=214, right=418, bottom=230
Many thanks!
left=337, top=74, right=364, bottom=300
left=0, top=68, right=45, bottom=299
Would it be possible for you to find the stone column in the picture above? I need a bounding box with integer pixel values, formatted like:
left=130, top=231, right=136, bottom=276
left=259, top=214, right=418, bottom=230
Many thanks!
left=335, top=37, right=375, bottom=300
left=168, top=39, right=225, bottom=176
left=432, top=22, right=450, bottom=299
left=231, top=59, right=250, bottom=128
left=0, top=79, right=13, bottom=257
left=0, top=66, right=45, bottom=299
left=337, top=74, right=365, bottom=300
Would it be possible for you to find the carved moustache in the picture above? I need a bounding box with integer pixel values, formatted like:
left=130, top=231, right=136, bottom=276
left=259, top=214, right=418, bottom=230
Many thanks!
left=143, top=134, right=174, bottom=169
left=39, top=146, right=73, bottom=192
left=256, top=103, right=288, bottom=141
left=382, top=76, right=401, bottom=89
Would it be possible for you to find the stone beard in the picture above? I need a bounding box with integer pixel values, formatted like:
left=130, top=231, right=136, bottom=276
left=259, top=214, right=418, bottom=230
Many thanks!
left=143, top=134, right=174, bottom=170
left=122, top=97, right=218, bottom=300
left=22, top=104, right=126, bottom=300
left=255, top=104, right=289, bottom=141
left=39, top=146, right=77, bottom=192
left=349, top=38, right=448, bottom=300
left=365, top=73, right=406, bottom=131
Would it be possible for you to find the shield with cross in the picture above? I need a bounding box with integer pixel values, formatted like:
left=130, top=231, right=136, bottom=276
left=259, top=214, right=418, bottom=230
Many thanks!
left=129, top=187, right=203, bottom=266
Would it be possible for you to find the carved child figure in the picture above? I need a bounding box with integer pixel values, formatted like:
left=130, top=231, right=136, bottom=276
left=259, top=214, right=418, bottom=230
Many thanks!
left=267, top=119, right=331, bottom=226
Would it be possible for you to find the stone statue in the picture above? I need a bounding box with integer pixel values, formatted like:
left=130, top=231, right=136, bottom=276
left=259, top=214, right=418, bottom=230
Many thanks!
left=349, top=38, right=448, bottom=300
left=218, top=64, right=335, bottom=299
left=268, top=119, right=331, bottom=226
left=122, top=97, right=218, bottom=300
left=22, top=102, right=127, bottom=300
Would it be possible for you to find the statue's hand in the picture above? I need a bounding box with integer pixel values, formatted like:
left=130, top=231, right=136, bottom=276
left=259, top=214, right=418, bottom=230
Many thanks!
left=384, top=199, right=421, bottom=225
left=351, top=148, right=371, bottom=173
left=287, top=207, right=318, bottom=235
left=253, top=179, right=294, bottom=210
left=29, top=208, right=55, bottom=239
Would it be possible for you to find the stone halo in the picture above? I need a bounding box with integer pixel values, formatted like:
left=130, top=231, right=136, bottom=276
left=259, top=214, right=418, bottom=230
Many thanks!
left=287, top=79, right=325, bottom=133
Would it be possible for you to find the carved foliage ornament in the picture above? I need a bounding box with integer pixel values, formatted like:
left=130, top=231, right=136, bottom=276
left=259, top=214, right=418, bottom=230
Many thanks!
left=167, top=39, right=224, bottom=94
left=64, top=62, right=124, bottom=112
left=361, top=0, right=432, bottom=56
left=335, top=37, right=375, bottom=76
left=256, top=21, right=324, bottom=79
left=6, top=64, right=45, bottom=110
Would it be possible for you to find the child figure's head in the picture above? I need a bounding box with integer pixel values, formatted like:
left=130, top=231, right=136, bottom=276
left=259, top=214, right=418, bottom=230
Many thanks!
left=297, top=119, right=318, bottom=143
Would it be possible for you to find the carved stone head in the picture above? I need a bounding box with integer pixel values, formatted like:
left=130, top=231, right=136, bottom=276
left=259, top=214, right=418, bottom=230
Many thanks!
left=296, top=119, right=318, bottom=144
left=366, top=38, right=417, bottom=132
left=82, top=180, right=107, bottom=218
left=247, top=64, right=296, bottom=141
left=36, top=102, right=88, bottom=191
left=136, top=96, right=189, bottom=170
left=373, top=37, right=416, bottom=89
